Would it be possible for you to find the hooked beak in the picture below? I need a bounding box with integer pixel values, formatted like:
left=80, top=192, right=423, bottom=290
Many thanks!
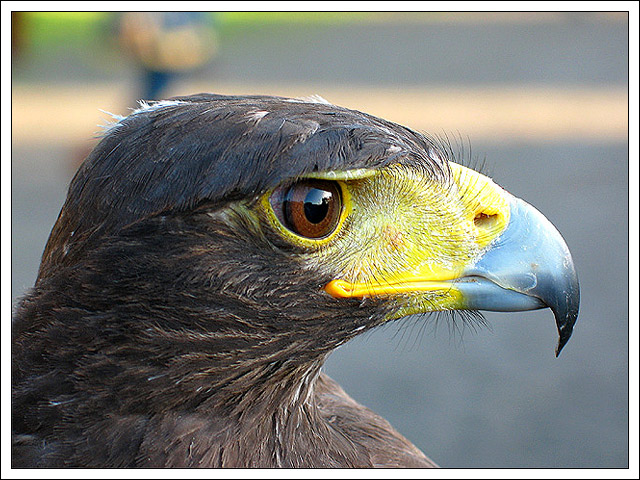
left=456, top=197, right=579, bottom=355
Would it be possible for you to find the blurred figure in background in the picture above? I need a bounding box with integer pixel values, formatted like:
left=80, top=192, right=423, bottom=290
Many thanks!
left=118, top=12, right=219, bottom=102
left=71, top=12, right=220, bottom=169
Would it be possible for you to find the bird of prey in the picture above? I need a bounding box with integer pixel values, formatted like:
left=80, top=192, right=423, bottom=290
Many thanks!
left=12, top=93, right=579, bottom=468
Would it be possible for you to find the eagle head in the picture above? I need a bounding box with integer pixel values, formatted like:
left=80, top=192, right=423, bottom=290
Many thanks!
left=12, top=94, right=579, bottom=467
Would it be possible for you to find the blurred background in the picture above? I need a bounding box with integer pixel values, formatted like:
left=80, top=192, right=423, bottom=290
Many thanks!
left=10, top=11, right=630, bottom=468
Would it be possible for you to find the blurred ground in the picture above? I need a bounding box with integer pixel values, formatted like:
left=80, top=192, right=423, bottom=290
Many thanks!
left=11, top=83, right=627, bottom=145
left=10, top=12, right=630, bottom=468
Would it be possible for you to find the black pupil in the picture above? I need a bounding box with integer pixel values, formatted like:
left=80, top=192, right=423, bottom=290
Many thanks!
left=303, top=188, right=331, bottom=224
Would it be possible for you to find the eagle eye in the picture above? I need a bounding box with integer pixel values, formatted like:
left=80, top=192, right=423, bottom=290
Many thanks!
left=270, top=180, right=343, bottom=240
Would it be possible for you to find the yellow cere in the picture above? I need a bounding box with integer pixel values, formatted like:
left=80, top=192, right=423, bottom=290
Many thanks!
left=448, top=162, right=510, bottom=250
left=261, top=161, right=511, bottom=313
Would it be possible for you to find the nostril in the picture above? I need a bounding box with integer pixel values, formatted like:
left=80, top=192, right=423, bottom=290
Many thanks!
left=474, top=212, right=500, bottom=229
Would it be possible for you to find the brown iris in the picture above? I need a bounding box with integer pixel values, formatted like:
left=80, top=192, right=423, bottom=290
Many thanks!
left=271, top=180, right=342, bottom=239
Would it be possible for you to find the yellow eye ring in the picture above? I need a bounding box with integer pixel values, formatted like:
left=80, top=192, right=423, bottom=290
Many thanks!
left=261, top=179, right=351, bottom=247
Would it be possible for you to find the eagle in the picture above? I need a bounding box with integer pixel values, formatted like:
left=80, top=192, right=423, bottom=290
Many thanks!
left=11, top=93, right=579, bottom=468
